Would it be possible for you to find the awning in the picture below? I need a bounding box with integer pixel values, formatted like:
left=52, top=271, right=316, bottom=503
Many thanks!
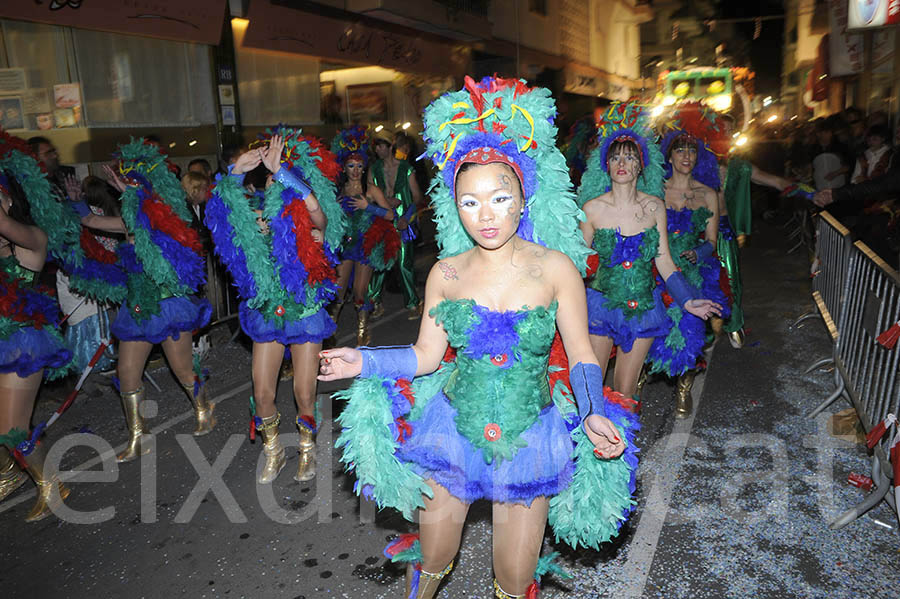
left=0, top=0, right=227, bottom=45
left=241, top=0, right=469, bottom=78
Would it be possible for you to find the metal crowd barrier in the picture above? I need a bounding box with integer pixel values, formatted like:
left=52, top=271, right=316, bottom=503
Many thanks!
left=809, top=240, right=900, bottom=529
left=793, top=212, right=854, bottom=371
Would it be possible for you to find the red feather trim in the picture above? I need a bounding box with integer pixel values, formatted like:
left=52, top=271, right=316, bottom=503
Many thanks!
left=718, top=263, right=733, bottom=303
left=547, top=332, right=571, bottom=403
left=301, top=135, right=342, bottom=183
left=585, top=253, right=600, bottom=278
left=441, top=346, right=458, bottom=364
left=142, top=193, right=203, bottom=254
left=396, top=378, right=415, bottom=407
left=670, top=101, right=729, bottom=156
left=281, top=198, right=336, bottom=286
left=80, top=228, right=118, bottom=264
left=0, top=128, right=40, bottom=165
left=363, top=218, right=402, bottom=262
left=384, top=533, right=419, bottom=557
left=526, top=581, right=540, bottom=599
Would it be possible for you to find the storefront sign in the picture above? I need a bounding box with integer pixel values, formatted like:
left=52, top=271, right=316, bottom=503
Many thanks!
left=0, top=0, right=226, bottom=45
left=847, top=0, right=900, bottom=29
left=242, top=1, right=466, bottom=77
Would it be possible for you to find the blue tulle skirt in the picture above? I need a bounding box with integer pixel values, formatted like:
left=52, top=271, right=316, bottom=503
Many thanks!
left=647, top=308, right=707, bottom=377
left=697, top=255, right=732, bottom=320
left=239, top=301, right=336, bottom=345
left=65, top=312, right=114, bottom=372
left=340, top=235, right=369, bottom=266
left=112, top=295, right=211, bottom=344
left=586, top=286, right=671, bottom=352
left=395, top=391, right=575, bottom=505
left=0, top=325, right=73, bottom=379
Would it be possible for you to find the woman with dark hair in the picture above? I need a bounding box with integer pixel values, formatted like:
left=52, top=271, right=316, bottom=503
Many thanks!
left=329, top=126, right=398, bottom=345
left=0, top=131, right=73, bottom=521
left=576, top=103, right=721, bottom=409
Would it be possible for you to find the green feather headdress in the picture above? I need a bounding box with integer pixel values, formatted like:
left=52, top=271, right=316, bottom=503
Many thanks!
left=576, top=102, right=665, bottom=206
left=422, top=76, right=591, bottom=275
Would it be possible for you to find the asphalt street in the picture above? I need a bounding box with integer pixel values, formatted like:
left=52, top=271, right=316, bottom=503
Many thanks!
left=1, top=224, right=897, bottom=599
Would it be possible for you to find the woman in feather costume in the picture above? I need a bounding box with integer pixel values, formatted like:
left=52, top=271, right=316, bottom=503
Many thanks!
left=648, top=104, right=732, bottom=417
left=0, top=129, right=74, bottom=521
left=206, top=130, right=344, bottom=484
left=329, top=126, right=399, bottom=345
left=84, top=139, right=214, bottom=462
left=576, top=103, right=721, bottom=410
left=319, top=77, right=640, bottom=599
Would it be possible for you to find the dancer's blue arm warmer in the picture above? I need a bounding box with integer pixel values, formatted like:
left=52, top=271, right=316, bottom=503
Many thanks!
left=665, top=271, right=697, bottom=308
left=569, top=362, right=607, bottom=420
left=70, top=200, right=91, bottom=218
left=365, top=203, right=389, bottom=219
left=226, top=164, right=245, bottom=184
left=274, top=168, right=311, bottom=199
left=359, top=345, right=418, bottom=380
left=693, top=241, right=715, bottom=261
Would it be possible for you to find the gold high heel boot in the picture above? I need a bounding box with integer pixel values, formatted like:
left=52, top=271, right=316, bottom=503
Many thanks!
left=406, top=560, right=454, bottom=599
left=257, top=413, right=286, bottom=484
left=22, top=445, right=70, bottom=522
left=295, top=418, right=316, bottom=482
left=356, top=306, right=371, bottom=346
left=117, top=387, right=150, bottom=463
left=181, top=379, right=216, bottom=436
left=0, top=446, right=27, bottom=502
left=635, top=364, right=649, bottom=398
left=675, top=370, right=696, bottom=419
left=492, top=577, right=524, bottom=598
left=327, top=299, right=344, bottom=323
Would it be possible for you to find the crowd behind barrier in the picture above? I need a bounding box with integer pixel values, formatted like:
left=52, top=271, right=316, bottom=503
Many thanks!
left=804, top=212, right=900, bottom=529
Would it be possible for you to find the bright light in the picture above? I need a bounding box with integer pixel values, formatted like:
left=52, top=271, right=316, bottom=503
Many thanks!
left=707, top=94, right=732, bottom=112
left=651, top=105, right=665, bottom=118
left=662, top=95, right=677, bottom=106
left=790, top=115, right=798, bottom=121
left=735, top=135, right=748, bottom=147
left=766, top=114, right=778, bottom=123
left=188, top=140, right=197, bottom=147
left=394, top=122, right=401, bottom=128
left=168, top=142, right=176, bottom=148
left=818, top=73, right=828, bottom=80
left=402, top=122, right=411, bottom=130
left=374, top=124, right=384, bottom=132
left=763, top=96, right=773, bottom=107
left=732, top=132, right=740, bottom=139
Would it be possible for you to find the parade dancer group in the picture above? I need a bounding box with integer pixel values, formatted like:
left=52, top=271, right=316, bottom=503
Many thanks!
left=0, top=74, right=755, bottom=598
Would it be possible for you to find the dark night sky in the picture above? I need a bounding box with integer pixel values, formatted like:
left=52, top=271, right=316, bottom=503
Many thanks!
left=717, top=1, right=785, bottom=97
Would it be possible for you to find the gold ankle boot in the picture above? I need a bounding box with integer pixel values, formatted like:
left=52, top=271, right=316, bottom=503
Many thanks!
left=295, top=419, right=316, bottom=482
left=118, top=387, right=150, bottom=463
left=492, top=577, right=524, bottom=598
left=22, top=446, right=70, bottom=522
left=327, top=300, right=344, bottom=323
left=728, top=328, right=745, bottom=349
left=257, top=413, right=286, bottom=484
left=675, top=370, right=696, bottom=419
left=406, top=560, right=454, bottom=599
left=356, top=307, right=371, bottom=346
left=0, top=446, right=27, bottom=503
left=181, top=379, right=216, bottom=437
left=635, top=365, right=649, bottom=398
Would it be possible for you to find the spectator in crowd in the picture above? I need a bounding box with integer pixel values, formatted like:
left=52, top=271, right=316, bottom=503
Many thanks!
left=188, top=158, right=213, bottom=179
left=851, top=125, right=892, bottom=184
left=811, top=117, right=851, bottom=190
left=27, top=136, right=74, bottom=195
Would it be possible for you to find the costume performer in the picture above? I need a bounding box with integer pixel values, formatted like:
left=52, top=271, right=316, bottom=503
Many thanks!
left=367, top=132, right=424, bottom=319
left=648, top=105, right=732, bottom=417
left=88, top=139, right=214, bottom=463
left=206, top=129, right=345, bottom=483
left=329, top=126, right=399, bottom=345
left=319, top=76, right=640, bottom=599
left=0, top=129, right=74, bottom=521
left=576, top=103, right=722, bottom=404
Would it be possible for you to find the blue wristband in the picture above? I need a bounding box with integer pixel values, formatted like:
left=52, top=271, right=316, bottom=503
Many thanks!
left=226, top=164, right=246, bottom=184
left=71, top=200, right=91, bottom=218
left=365, top=203, right=389, bottom=219
left=274, top=168, right=311, bottom=199
left=665, top=270, right=697, bottom=308
left=694, top=241, right=714, bottom=261
left=569, top=362, right=606, bottom=420
left=359, top=345, right=418, bottom=380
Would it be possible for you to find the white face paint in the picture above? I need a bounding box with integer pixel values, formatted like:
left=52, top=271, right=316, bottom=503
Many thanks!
left=455, top=162, right=524, bottom=249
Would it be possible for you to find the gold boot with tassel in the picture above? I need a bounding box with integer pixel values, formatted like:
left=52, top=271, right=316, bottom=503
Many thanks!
left=181, top=378, right=216, bottom=436
left=117, top=386, right=150, bottom=463
left=295, top=416, right=316, bottom=482
left=406, top=560, right=454, bottom=599
left=675, top=370, right=696, bottom=419
left=21, top=444, right=70, bottom=522
left=0, top=446, right=27, bottom=502
left=492, top=578, right=525, bottom=598
left=356, top=305, right=371, bottom=346
left=257, top=413, right=286, bottom=484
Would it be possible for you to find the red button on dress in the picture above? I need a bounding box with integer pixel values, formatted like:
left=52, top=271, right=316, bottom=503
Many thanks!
left=274, top=305, right=285, bottom=317
left=133, top=305, right=141, bottom=313
left=622, top=261, right=633, bottom=270
left=627, top=300, right=638, bottom=309
left=490, top=354, right=508, bottom=366
left=483, top=423, right=501, bottom=441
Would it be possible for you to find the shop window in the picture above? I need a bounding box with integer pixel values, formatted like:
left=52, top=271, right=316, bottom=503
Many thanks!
left=0, top=20, right=81, bottom=131
left=73, top=28, right=215, bottom=127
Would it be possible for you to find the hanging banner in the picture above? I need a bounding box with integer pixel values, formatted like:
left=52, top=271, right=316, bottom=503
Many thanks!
left=242, top=1, right=468, bottom=77
left=830, top=0, right=864, bottom=75
left=0, top=0, right=226, bottom=45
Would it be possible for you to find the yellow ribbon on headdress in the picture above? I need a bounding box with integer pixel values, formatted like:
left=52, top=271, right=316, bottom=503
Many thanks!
left=435, top=102, right=536, bottom=169
left=118, top=160, right=160, bottom=176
